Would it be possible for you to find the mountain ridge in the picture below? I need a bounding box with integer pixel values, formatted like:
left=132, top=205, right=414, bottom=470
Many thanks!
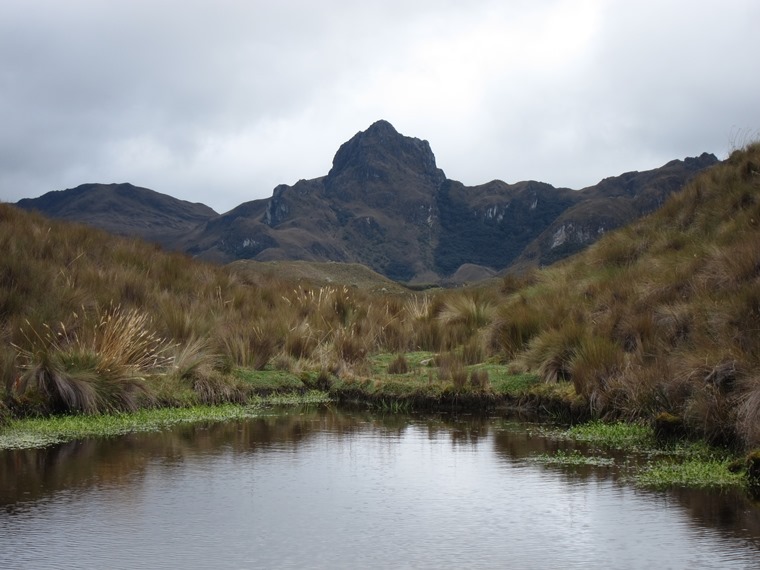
left=16, top=120, right=719, bottom=282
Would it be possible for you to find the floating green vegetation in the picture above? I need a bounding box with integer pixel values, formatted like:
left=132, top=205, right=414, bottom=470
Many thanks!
left=532, top=449, right=615, bottom=467
left=539, top=420, right=748, bottom=490
left=637, top=458, right=745, bottom=489
left=0, top=391, right=330, bottom=451
left=562, top=420, right=656, bottom=451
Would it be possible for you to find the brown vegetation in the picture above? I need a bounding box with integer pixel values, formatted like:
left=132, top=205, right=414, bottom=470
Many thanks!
left=491, top=142, right=760, bottom=448
left=0, top=204, right=493, bottom=415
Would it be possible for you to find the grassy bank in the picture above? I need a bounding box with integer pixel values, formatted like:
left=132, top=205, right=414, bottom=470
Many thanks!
left=3, top=383, right=756, bottom=493
left=0, top=391, right=330, bottom=450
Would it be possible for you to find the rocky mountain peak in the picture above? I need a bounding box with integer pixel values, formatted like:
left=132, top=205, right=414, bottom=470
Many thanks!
left=327, top=119, right=444, bottom=185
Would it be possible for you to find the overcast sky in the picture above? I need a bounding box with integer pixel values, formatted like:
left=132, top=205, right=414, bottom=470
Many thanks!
left=1, top=0, right=758, bottom=214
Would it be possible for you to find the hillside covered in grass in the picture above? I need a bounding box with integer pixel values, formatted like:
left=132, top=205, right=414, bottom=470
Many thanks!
left=0, top=203, right=507, bottom=418
left=492, top=143, right=760, bottom=448
left=1, top=143, right=759, bottom=451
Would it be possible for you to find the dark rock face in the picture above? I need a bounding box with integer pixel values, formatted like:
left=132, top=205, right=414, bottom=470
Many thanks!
left=16, top=122, right=720, bottom=282
left=515, top=152, right=720, bottom=268
left=327, top=120, right=445, bottom=188
left=434, top=179, right=577, bottom=275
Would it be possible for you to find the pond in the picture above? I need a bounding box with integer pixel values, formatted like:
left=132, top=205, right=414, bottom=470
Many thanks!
left=1, top=407, right=759, bottom=569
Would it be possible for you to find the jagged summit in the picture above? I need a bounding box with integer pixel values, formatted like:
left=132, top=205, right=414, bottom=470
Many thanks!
left=327, top=120, right=444, bottom=185
left=363, top=119, right=398, bottom=138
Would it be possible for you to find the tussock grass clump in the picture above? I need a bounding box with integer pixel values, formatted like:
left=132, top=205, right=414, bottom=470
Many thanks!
left=490, top=300, right=545, bottom=357
left=469, top=369, right=490, bottom=391
left=12, top=306, right=172, bottom=414
left=461, top=336, right=486, bottom=365
left=438, top=290, right=495, bottom=330
left=387, top=354, right=409, bottom=375
left=331, top=329, right=368, bottom=364
left=284, top=322, right=318, bottom=360
left=569, top=335, right=624, bottom=401
left=590, top=229, right=648, bottom=268
left=736, top=376, right=760, bottom=448
left=519, top=321, right=586, bottom=384
left=500, top=270, right=537, bottom=295
left=216, top=318, right=283, bottom=371
left=437, top=290, right=495, bottom=349
left=451, top=362, right=469, bottom=391
left=432, top=352, right=476, bottom=391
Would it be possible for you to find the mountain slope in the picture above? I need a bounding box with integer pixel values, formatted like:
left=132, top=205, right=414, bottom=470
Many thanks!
left=514, top=153, right=720, bottom=268
left=491, top=142, right=760, bottom=447
left=16, top=183, right=217, bottom=249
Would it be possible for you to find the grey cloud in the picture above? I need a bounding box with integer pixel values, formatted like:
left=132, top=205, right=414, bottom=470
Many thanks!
left=1, top=0, right=759, bottom=212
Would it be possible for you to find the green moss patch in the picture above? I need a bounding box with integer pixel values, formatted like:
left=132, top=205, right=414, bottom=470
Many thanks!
left=532, top=449, right=615, bottom=467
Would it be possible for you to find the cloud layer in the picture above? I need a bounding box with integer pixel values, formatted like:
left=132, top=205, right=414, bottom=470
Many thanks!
left=1, top=0, right=758, bottom=213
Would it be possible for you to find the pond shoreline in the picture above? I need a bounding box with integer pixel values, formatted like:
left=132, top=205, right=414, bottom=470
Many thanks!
left=2, top=382, right=758, bottom=496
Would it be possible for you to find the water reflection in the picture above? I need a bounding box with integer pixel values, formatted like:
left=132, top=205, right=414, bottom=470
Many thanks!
left=1, top=407, right=759, bottom=569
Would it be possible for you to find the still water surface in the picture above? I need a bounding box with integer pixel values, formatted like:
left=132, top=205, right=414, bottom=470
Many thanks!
left=1, top=407, right=759, bottom=569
